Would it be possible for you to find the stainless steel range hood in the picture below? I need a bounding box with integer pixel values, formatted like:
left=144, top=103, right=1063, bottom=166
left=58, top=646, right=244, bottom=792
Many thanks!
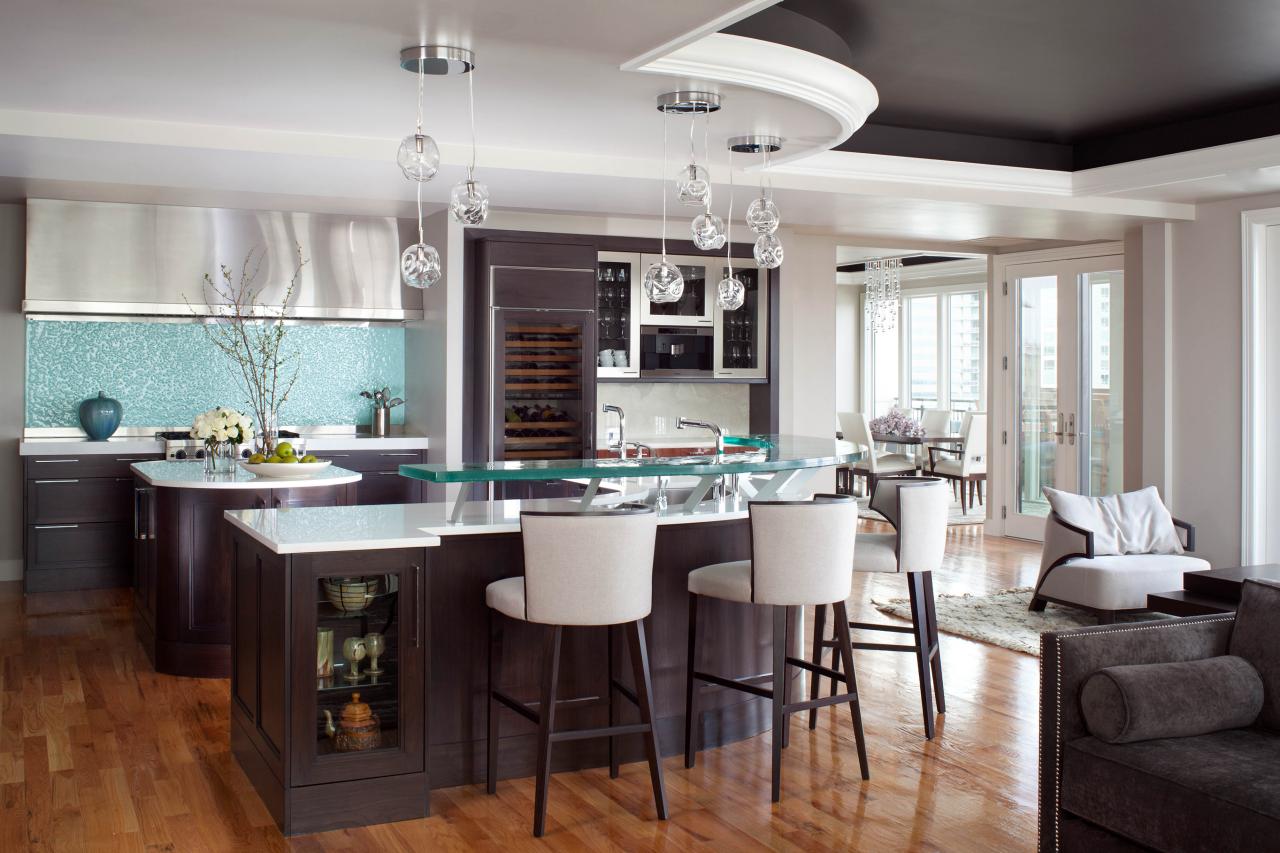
left=23, top=199, right=423, bottom=320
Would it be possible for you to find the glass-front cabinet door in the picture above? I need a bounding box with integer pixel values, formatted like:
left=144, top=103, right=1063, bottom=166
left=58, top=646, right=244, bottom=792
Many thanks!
left=713, top=263, right=768, bottom=379
left=638, top=253, right=714, bottom=327
left=596, top=252, right=640, bottom=379
left=291, top=550, right=424, bottom=787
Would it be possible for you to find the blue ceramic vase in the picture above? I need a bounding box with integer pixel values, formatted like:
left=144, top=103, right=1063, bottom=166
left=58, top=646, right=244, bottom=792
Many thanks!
left=78, top=391, right=123, bottom=440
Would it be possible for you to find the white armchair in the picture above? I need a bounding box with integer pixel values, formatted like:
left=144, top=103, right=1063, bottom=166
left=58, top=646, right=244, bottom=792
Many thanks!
left=1029, top=489, right=1209, bottom=622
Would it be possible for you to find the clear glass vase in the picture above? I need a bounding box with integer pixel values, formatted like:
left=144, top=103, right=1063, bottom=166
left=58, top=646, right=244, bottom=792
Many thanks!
left=204, top=442, right=234, bottom=475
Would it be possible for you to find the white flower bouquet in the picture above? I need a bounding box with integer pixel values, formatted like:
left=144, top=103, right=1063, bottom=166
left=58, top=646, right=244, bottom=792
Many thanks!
left=191, top=406, right=255, bottom=447
left=869, top=406, right=925, bottom=438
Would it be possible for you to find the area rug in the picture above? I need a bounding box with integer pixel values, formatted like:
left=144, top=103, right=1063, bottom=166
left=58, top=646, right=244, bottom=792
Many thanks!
left=871, top=586, right=1160, bottom=656
left=857, top=495, right=985, bottom=526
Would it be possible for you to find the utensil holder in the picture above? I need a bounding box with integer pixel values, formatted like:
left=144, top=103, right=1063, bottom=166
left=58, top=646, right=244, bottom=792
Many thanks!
left=372, top=407, right=390, bottom=437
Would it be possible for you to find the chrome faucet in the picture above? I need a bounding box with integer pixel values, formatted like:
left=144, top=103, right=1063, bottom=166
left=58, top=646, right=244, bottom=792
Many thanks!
left=602, top=403, right=627, bottom=459
left=677, top=417, right=724, bottom=454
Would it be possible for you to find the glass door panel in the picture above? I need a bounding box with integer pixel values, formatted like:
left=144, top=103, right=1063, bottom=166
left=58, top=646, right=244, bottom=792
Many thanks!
left=639, top=254, right=714, bottom=326
left=1005, top=256, right=1123, bottom=540
left=713, top=264, right=768, bottom=378
left=596, top=252, right=640, bottom=379
left=907, top=295, right=939, bottom=411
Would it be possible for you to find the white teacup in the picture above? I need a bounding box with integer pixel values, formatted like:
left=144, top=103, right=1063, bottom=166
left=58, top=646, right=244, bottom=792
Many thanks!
left=599, top=350, right=615, bottom=367
left=612, top=349, right=629, bottom=368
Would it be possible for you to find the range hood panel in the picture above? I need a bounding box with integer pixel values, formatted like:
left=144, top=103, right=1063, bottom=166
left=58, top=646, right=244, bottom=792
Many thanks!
left=24, top=199, right=423, bottom=320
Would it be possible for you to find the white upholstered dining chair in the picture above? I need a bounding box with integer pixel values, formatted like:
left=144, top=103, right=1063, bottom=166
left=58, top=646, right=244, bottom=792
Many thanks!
left=839, top=411, right=917, bottom=496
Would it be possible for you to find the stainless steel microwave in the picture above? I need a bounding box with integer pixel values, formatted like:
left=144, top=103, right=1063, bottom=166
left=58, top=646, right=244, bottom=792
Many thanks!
left=640, top=326, right=714, bottom=377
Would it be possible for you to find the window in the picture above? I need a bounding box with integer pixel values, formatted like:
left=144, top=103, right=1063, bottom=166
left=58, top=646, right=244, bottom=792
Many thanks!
left=863, top=284, right=987, bottom=417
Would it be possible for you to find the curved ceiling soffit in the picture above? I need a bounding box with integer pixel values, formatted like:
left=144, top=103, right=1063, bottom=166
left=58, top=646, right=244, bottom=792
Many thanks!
left=623, top=32, right=878, bottom=167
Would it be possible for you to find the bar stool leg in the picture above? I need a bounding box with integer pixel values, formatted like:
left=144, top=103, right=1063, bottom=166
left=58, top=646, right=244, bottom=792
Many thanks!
left=627, top=619, right=669, bottom=820
left=832, top=601, right=870, bottom=780
left=782, top=605, right=795, bottom=749
left=533, top=625, right=563, bottom=838
left=923, top=571, right=946, bottom=715
left=608, top=625, right=620, bottom=779
left=807, top=602, right=827, bottom=730
left=770, top=605, right=787, bottom=802
left=907, top=572, right=937, bottom=740
left=684, top=593, right=700, bottom=768
left=486, top=610, right=503, bottom=795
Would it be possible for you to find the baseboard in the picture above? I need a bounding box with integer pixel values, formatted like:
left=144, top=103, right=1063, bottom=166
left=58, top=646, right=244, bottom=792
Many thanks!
left=0, top=558, right=21, bottom=582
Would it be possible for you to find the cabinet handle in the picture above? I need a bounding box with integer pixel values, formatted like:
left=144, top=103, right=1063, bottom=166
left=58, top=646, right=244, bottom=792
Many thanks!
left=318, top=453, right=350, bottom=457
left=134, top=487, right=141, bottom=540
left=371, top=471, right=399, bottom=476
left=34, top=524, right=79, bottom=530
left=35, top=479, right=79, bottom=484
left=412, top=563, right=421, bottom=648
left=114, top=457, right=150, bottom=462
left=34, top=458, right=79, bottom=463
left=115, top=477, right=133, bottom=482
left=378, top=452, right=418, bottom=457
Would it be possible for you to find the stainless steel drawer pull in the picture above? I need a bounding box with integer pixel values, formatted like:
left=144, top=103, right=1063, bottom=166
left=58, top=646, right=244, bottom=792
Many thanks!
left=319, top=453, right=350, bottom=457
left=379, top=452, right=418, bottom=457
left=34, top=458, right=79, bottom=463
left=114, top=458, right=150, bottom=462
left=116, top=478, right=133, bottom=482
left=34, top=479, right=79, bottom=484
left=34, top=524, right=79, bottom=530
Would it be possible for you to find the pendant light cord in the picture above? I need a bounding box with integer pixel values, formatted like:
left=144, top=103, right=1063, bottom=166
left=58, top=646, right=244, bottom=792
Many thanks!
left=467, top=68, right=477, bottom=182
left=661, top=110, right=669, bottom=259
left=416, top=180, right=424, bottom=244
left=415, top=62, right=424, bottom=136
left=726, top=148, right=734, bottom=277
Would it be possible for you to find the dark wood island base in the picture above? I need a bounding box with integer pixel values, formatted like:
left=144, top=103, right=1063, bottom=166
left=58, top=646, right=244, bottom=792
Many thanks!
left=229, top=515, right=796, bottom=836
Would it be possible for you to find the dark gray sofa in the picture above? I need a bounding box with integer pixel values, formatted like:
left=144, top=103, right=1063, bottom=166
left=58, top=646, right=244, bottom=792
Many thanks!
left=1039, top=582, right=1280, bottom=852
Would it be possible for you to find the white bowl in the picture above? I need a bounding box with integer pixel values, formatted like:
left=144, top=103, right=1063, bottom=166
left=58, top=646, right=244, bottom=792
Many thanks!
left=239, top=459, right=332, bottom=479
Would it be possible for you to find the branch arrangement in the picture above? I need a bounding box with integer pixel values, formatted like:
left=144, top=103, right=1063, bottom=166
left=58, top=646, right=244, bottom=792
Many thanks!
left=189, top=246, right=308, bottom=454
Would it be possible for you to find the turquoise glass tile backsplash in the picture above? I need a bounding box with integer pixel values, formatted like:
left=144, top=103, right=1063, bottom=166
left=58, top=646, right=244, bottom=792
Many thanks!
left=25, top=319, right=406, bottom=429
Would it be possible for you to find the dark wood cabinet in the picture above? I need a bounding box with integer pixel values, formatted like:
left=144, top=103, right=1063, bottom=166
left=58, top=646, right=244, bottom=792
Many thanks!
left=307, top=449, right=426, bottom=505
left=137, top=479, right=358, bottom=678
left=23, top=453, right=162, bottom=592
left=230, top=533, right=428, bottom=835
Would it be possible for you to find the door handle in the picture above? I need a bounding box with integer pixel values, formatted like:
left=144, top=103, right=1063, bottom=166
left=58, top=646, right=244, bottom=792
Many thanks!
left=1053, top=412, right=1065, bottom=444
left=412, top=563, right=421, bottom=648
left=1067, top=413, right=1076, bottom=446
left=34, top=524, right=79, bottom=530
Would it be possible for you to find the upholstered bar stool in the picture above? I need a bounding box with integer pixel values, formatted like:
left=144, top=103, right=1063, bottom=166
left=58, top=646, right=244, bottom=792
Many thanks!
left=683, top=495, right=869, bottom=802
left=485, top=506, right=667, bottom=837
left=810, top=476, right=949, bottom=739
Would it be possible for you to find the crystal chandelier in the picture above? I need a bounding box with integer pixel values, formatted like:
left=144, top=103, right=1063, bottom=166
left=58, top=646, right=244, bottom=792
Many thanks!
left=865, top=257, right=903, bottom=333
left=728, top=136, right=784, bottom=270
left=396, top=45, right=480, bottom=289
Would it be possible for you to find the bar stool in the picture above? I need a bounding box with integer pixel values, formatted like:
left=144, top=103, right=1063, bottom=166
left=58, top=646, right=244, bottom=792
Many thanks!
left=809, top=476, right=949, bottom=739
left=683, top=495, right=868, bottom=802
left=485, top=506, right=667, bottom=837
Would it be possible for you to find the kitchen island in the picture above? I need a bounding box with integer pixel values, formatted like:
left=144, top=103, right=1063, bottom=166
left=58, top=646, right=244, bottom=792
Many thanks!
left=222, top=436, right=855, bottom=835
left=131, top=460, right=362, bottom=678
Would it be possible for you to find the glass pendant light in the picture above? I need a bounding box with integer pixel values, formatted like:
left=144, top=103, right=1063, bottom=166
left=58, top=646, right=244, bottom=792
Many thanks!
left=643, top=108, right=684, bottom=303
left=449, top=67, right=490, bottom=225
left=396, top=46, right=475, bottom=287
left=717, top=147, right=744, bottom=311
left=689, top=112, right=725, bottom=249
left=728, top=136, right=784, bottom=269
left=676, top=98, right=713, bottom=206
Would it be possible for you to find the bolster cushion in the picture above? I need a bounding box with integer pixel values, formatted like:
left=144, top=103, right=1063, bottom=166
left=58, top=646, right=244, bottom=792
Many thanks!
left=1081, top=655, right=1263, bottom=744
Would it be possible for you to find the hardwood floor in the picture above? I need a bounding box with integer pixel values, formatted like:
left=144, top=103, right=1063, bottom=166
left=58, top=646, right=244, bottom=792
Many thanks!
left=1, top=521, right=1044, bottom=851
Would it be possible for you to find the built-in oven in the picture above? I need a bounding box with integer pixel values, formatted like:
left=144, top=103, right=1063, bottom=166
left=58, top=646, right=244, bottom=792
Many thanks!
left=640, top=326, right=714, bottom=377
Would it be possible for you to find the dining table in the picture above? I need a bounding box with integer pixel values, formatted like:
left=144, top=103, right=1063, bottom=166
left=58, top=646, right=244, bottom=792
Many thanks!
left=870, top=432, right=963, bottom=446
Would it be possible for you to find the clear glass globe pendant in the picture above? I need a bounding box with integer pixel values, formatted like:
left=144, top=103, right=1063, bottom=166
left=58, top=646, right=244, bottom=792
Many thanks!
left=717, top=274, right=745, bottom=310
left=691, top=209, right=726, bottom=251
left=642, top=259, right=684, bottom=303
left=746, top=195, right=779, bottom=235
left=676, top=164, right=710, bottom=206
left=754, top=234, right=784, bottom=269
left=401, top=242, right=441, bottom=289
left=449, top=178, right=490, bottom=225
left=397, top=133, right=440, bottom=182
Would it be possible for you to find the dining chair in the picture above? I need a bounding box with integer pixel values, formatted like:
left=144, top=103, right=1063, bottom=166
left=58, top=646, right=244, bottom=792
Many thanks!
left=839, top=411, right=917, bottom=497
left=928, top=412, right=987, bottom=513
left=917, top=408, right=951, bottom=469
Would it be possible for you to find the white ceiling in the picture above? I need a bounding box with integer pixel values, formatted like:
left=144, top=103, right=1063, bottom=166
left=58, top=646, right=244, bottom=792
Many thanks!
left=1, top=0, right=1279, bottom=245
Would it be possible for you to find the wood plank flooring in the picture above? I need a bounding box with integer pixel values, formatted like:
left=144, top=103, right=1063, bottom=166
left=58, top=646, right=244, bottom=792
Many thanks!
left=1, top=522, right=1044, bottom=851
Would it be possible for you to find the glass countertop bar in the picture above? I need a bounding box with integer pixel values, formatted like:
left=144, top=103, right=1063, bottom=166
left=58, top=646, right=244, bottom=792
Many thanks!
left=398, top=435, right=856, bottom=483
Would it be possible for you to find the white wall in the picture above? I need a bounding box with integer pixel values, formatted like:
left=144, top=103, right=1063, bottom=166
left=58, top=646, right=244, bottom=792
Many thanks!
left=595, top=383, right=750, bottom=444
left=0, top=204, right=24, bottom=581
left=835, top=286, right=858, bottom=413
left=1145, top=191, right=1280, bottom=566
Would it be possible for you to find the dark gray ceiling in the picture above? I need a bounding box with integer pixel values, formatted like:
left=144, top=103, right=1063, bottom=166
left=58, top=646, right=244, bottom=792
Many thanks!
left=726, top=0, right=1280, bottom=170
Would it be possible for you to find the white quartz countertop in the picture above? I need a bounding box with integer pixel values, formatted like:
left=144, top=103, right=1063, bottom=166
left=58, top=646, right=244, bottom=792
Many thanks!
left=19, top=434, right=429, bottom=456
left=224, top=493, right=752, bottom=554
left=131, top=460, right=363, bottom=490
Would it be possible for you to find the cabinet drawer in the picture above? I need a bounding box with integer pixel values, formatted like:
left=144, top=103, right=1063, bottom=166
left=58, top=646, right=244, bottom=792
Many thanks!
left=26, top=476, right=135, bottom=524
left=356, top=471, right=422, bottom=505
left=25, top=521, right=131, bottom=591
left=307, top=449, right=423, bottom=472
left=24, top=454, right=160, bottom=479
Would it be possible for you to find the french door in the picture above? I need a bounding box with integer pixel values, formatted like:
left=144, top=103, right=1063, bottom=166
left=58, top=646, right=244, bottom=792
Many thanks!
left=1004, top=256, right=1124, bottom=539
